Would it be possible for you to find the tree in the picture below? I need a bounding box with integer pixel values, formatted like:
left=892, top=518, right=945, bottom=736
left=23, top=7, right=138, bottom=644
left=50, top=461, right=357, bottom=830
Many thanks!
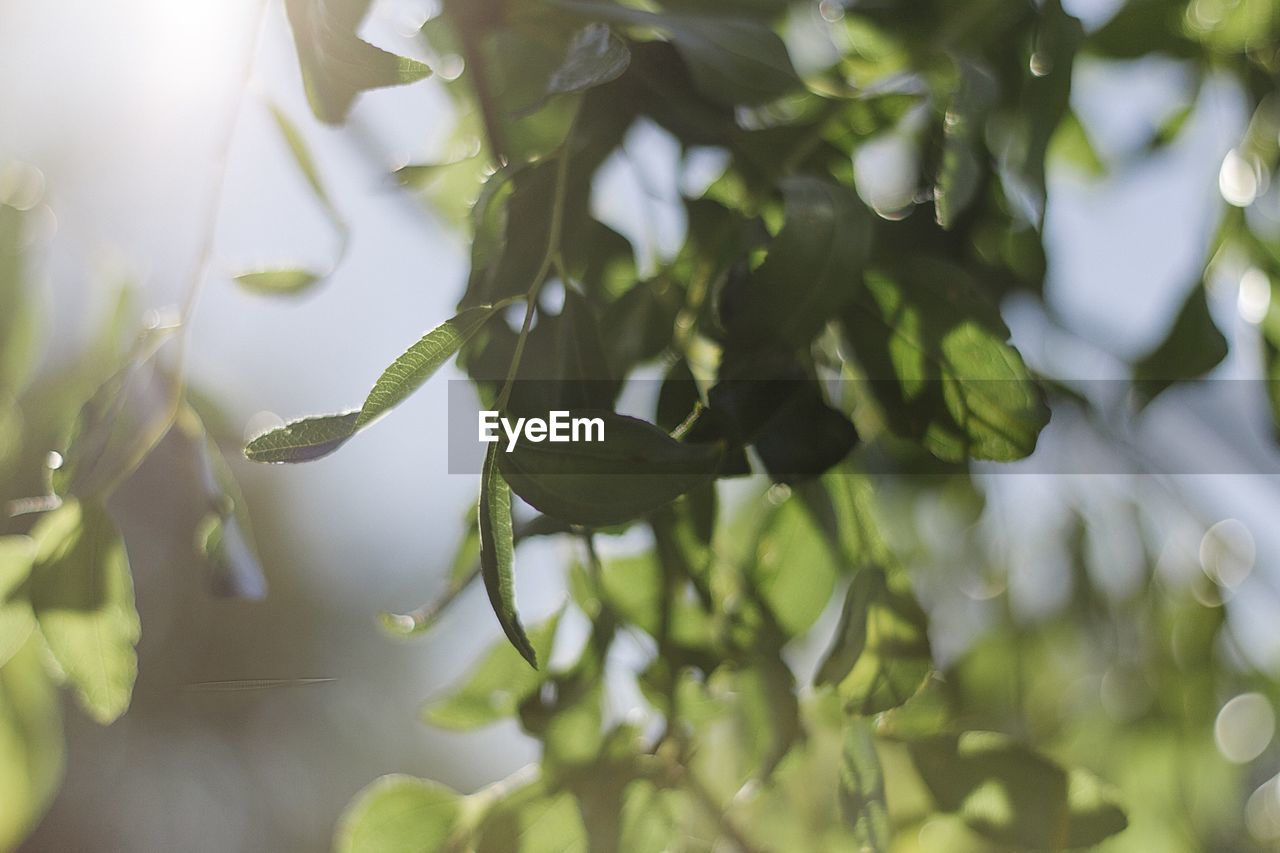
left=2, top=0, right=1279, bottom=849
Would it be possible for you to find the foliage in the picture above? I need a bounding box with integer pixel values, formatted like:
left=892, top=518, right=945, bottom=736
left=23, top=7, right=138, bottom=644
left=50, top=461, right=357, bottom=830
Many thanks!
left=4, top=0, right=1280, bottom=850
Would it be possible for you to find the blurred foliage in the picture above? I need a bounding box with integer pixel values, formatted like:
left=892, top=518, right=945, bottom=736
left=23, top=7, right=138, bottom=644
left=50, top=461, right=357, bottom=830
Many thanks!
left=6, top=0, right=1280, bottom=850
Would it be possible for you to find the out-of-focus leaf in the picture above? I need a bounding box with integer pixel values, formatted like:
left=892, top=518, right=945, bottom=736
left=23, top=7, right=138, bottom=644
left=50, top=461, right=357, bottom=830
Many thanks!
left=52, top=323, right=180, bottom=500
left=29, top=500, right=140, bottom=724
left=335, top=774, right=462, bottom=853
left=1133, top=282, right=1226, bottom=404
left=284, top=0, right=431, bottom=125
left=548, top=24, right=631, bottom=96
left=843, top=258, right=1049, bottom=462
left=246, top=305, right=500, bottom=462
left=748, top=498, right=839, bottom=637
left=553, top=1, right=801, bottom=105
left=906, top=731, right=1128, bottom=849
left=476, top=784, right=589, bottom=853
left=725, top=177, right=871, bottom=348
left=269, top=102, right=337, bottom=217
left=1088, top=0, right=1197, bottom=59
left=0, top=637, right=64, bottom=851
left=424, top=612, right=560, bottom=729
left=0, top=536, right=36, bottom=670
left=840, top=718, right=890, bottom=852
left=480, top=443, right=537, bottom=668
left=0, top=203, right=38, bottom=396
left=816, top=568, right=931, bottom=714
left=500, top=413, right=722, bottom=527
left=935, top=59, right=998, bottom=229
left=232, top=268, right=325, bottom=298
left=1049, top=110, right=1107, bottom=178
left=175, top=405, right=267, bottom=600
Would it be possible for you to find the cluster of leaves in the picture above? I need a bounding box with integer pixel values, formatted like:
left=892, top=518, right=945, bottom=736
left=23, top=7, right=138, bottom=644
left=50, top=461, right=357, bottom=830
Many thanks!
left=0, top=189, right=268, bottom=846
left=5, top=0, right=1280, bottom=849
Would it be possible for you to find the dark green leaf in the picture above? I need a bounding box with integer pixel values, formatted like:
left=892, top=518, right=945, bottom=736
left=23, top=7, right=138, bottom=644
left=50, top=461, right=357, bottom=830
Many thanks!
left=29, top=500, right=140, bottom=724
left=480, top=443, right=537, bottom=668
left=553, top=1, right=801, bottom=105
left=499, top=413, right=722, bottom=527
left=816, top=568, right=931, bottom=715
left=906, top=731, right=1128, bottom=849
left=935, top=59, right=998, bottom=229
left=1133, top=282, right=1227, bottom=404
left=424, top=612, right=560, bottom=729
left=843, top=258, right=1049, bottom=462
left=335, top=774, right=462, bottom=853
left=726, top=177, right=871, bottom=348
left=284, top=0, right=431, bottom=125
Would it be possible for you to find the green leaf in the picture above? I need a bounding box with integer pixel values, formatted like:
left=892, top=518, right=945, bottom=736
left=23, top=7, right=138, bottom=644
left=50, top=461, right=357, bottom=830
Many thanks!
left=476, top=786, right=590, bottom=853
left=232, top=268, right=325, bottom=298
left=480, top=443, right=538, bottom=668
left=424, top=612, right=560, bottom=729
left=357, top=305, right=501, bottom=430
left=553, top=1, right=800, bottom=105
left=843, top=258, right=1049, bottom=462
left=269, top=102, right=337, bottom=216
left=725, top=177, right=871, bottom=348
left=906, top=731, right=1128, bottom=849
left=29, top=500, right=141, bottom=724
left=499, top=412, right=722, bottom=527
left=0, top=203, right=39, bottom=397
left=284, top=0, right=431, bottom=125
left=816, top=568, right=931, bottom=715
left=840, top=718, right=890, bottom=852
left=246, top=306, right=500, bottom=462
left=52, top=323, right=180, bottom=499
left=548, top=24, right=631, bottom=96
left=935, top=59, right=998, bottom=229
left=748, top=498, right=839, bottom=637
left=0, top=536, right=36, bottom=670
left=335, top=774, right=463, bottom=853
left=244, top=412, right=360, bottom=464
left=0, top=637, right=65, bottom=851
left=1049, top=110, right=1107, bottom=179
left=1133, top=282, right=1227, bottom=404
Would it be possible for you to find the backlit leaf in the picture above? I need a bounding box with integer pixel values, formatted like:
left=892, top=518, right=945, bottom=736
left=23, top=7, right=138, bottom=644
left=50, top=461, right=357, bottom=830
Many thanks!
left=0, top=638, right=64, bottom=850
left=0, top=536, right=36, bottom=670
left=233, top=268, right=325, bottom=298
left=480, top=443, right=537, bottom=668
left=335, top=775, right=462, bottom=853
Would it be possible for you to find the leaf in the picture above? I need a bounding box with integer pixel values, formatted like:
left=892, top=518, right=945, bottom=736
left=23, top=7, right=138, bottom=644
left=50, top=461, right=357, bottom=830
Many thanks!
left=357, top=305, right=502, bottom=430
left=233, top=268, right=325, bottom=297
left=725, top=177, right=871, bottom=348
left=843, top=258, right=1049, bottom=462
left=29, top=500, right=141, bottom=724
left=52, top=323, right=180, bottom=500
left=499, top=412, right=722, bottom=527
left=284, top=0, right=431, bottom=125
left=0, top=637, right=64, bottom=851
left=246, top=305, right=500, bottom=463
left=1049, top=109, right=1107, bottom=179
left=1133, top=282, right=1227, bottom=404
left=480, top=443, right=537, bottom=668
left=552, top=0, right=800, bottom=105
left=476, top=786, right=590, bottom=853
left=269, top=102, right=337, bottom=217
left=748, top=499, right=839, bottom=637
left=906, top=731, right=1128, bottom=849
left=840, top=719, right=890, bottom=852
left=0, top=203, right=39, bottom=396
left=816, top=568, right=931, bottom=715
left=335, top=774, right=463, bottom=853
left=424, top=612, right=560, bottom=729
left=548, top=24, right=632, bottom=96
left=935, top=59, right=998, bottom=229
left=244, top=412, right=360, bottom=464
left=0, top=536, right=36, bottom=670
left=175, top=405, right=268, bottom=600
